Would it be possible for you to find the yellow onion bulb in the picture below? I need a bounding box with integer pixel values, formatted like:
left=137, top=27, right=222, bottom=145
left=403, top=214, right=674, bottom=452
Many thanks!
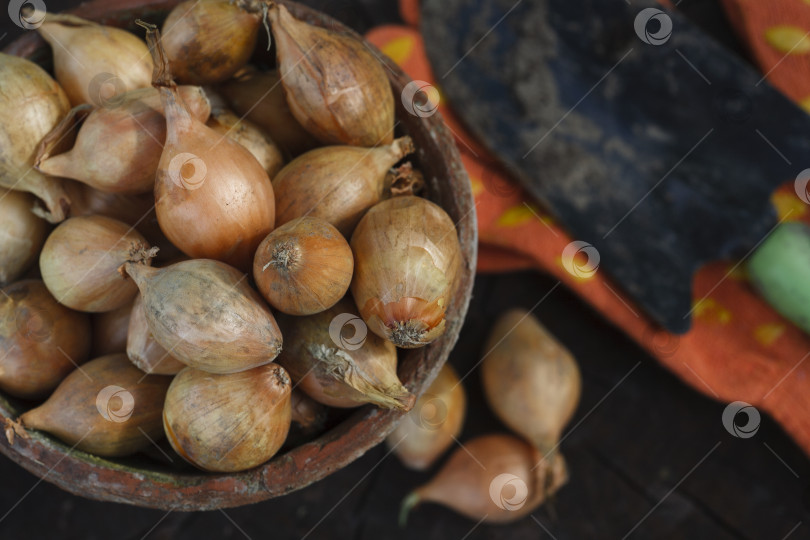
left=290, top=388, right=327, bottom=434
left=0, top=188, right=50, bottom=285
left=386, top=363, right=466, bottom=470
left=275, top=296, right=414, bottom=410
left=268, top=4, right=395, bottom=147
left=163, top=363, right=292, bottom=472
left=126, top=293, right=186, bottom=375
left=0, top=52, right=71, bottom=223
left=39, top=215, right=156, bottom=312
left=218, top=68, right=319, bottom=156
left=253, top=217, right=353, bottom=315
left=19, top=354, right=172, bottom=457
left=140, top=22, right=275, bottom=270
left=272, top=137, right=414, bottom=236
left=124, top=259, right=283, bottom=374
left=0, top=280, right=92, bottom=399
left=37, top=86, right=211, bottom=194
left=161, top=0, right=261, bottom=85
left=400, top=434, right=568, bottom=525
left=90, top=300, right=132, bottom=356
left=38, top=14, right=152, bottom=106
left=350, top=196, right=461, bottom=348
left=207, top=107, right=284, bottom=179
left=482, top=310, right=582, bottom=455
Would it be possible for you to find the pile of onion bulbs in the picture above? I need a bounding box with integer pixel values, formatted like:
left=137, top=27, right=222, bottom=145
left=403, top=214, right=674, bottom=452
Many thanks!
left=0, top=3, right=462, bottom=475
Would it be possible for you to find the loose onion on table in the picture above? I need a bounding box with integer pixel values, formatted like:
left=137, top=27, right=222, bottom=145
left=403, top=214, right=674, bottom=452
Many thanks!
left=400, top=434, right=568, bottom=525
left=139, top=21, right=276, bottom=270
left=0, top=52, right=71, bottom=223
left=275, top=297, right=414, bottom=410
left=268, top=3, right=395, bottom=147
left=0, top=188, right=50, bottom=285
left=253, top=217, right=353, bottom=316
left=161, top=0, right=262, bottom=85
left=124, top=259, right=282, bottom=374
left=351, top=196, right=461, bottom=348
left=37, top=86, right=211, bottom=194
left=39, top=215, right=157, bottom=313
left=0, top=280, right=92, bottom=399
left=16, top=354, right=172, bottom=457
left=386, top=363, right=466, bottom=470
left=38, top=14, right=152, bottom=107
left=163, top=363, right=292, bottom=472
left=218, top=68, right=318, bottom=156
left=273, top=137, right=415, bottom=236
left=482, top=310, right=581, bottom=456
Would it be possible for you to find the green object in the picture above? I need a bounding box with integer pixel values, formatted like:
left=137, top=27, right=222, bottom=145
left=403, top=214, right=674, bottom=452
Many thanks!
left=398, top=492, right=421, bottom=527
left=747, top=222, right=810, bottom=334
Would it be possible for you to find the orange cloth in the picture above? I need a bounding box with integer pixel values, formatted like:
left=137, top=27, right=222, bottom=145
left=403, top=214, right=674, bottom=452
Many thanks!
left=370, top=0, right=810, bottom=456
left=721, top=0, right=810, bottom=111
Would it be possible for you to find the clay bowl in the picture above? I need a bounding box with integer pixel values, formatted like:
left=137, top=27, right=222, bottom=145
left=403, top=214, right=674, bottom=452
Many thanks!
left=0, top=0, right=476, bottom=510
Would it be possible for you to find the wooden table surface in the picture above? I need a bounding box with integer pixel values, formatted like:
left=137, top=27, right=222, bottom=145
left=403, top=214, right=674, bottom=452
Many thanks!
left=1, top=1, right=808, bottom=539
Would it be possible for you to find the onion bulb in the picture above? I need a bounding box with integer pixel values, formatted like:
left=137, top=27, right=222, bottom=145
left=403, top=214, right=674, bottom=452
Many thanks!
left=284, top=388, right=328, bottom=448
left=218, top=68, right=319, bottom=156
left=60, top=180, right=159, bottom=239
left=62, top=180, right=151, bottom=224
left=207, top=107, right=284, bottom=179
left=91, top=301, right=132, bottom=356
left=253, top=217, right=353, bottom=315
left=37, top=86, right=211, bottom=194
left=482, top=310, right=581, bottom=455
left=38, top=14, right=152, bottom=106
left=273, top=137, right=414, bottom=236
left=18, top=354, right=172, bottom=457
left=400, top=434, right=568, bottom=525
left=126, top=294, right=185, bottom=375
left=0, top=280, right=91, bottom=399
left=290, top=388, right=327, bottom=434
left=386, top=364, right=466, bottom=470
left=161, top=0, right=261, bottom=85
left=0, top=188, right=49, bottom=285
left=40, top=216, right=157, bottom=312
left=275, top=297, right=414, bottom=410
left=140, top=22, right=275, bottom=270
left=124, top=259, right=282, bottom=374
left=351, top=196, right=461, bottom=348
left=0, top=52, right=71, bottom=223
left=268, top=4, right=395, bottom=147
left=163, top=363, right=292, bottom=472
left=59, top=180, right=181, bottom=263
